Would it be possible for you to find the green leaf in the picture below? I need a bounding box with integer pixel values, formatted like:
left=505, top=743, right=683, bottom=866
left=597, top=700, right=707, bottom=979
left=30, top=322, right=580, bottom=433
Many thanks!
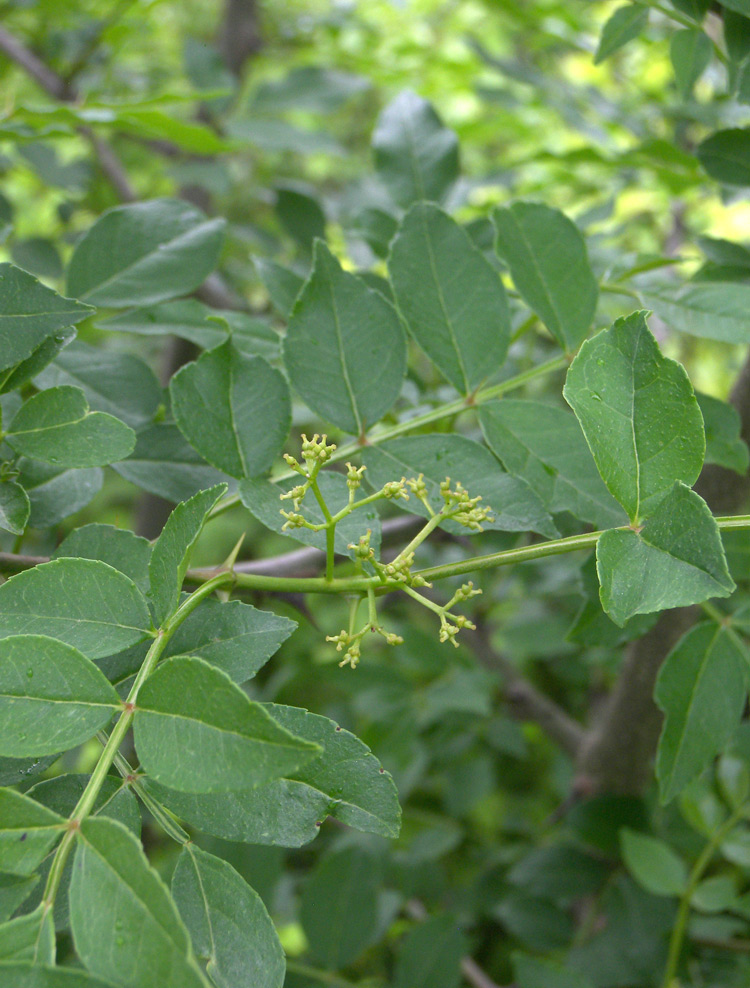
left=0, top=264, right=92, bottom=374
left=670, top=29, right=712, bottom=98
left=594, top=5, right=649, bottom=64
left=719, top=0, right=750, bottom=18
left=66, top=198, right=225, bottom=307
left=20, top=461, right=103, bottom=529
left=645, top=282, right=750, bottom=342
left=361, top=435, right=558, bottom=538
left=597, top=483, right=735, bottom=626
left=512, top=953, right=594, bottom=988
left=5, top=386, right=136, bottom=468
left=35, top=342, right=161, bottom=428
left=0, top=755, right=61, bottom=788
left=493, top=202, right=598, bottom=351
left=52, top=524, right=151, bottom=595
left=69, top=818, right=206, bottom=988
left=0, top=905, right=54, bottom=964
left=670, top=0, right=710, bottom=19
left=275, top=183, right=326, bottom=254
left=620, top=830, right=688, bottom=896
left=697, top=392, right=750, bottom=474
left=656, top=623, right=748, bottom=802
left=239, top=471, right=382, bottom=557
left=112, top=424, right=228, bottom=504
left=0, top=788, right=64, bottom=877
left=0, top=328, right=76, bottom=396
left=254, top=259, right=305, bottom=318
left=170, top=343, right=290, bottom=479
left=563, top=311, right=704, bottom=524
left=146, top=704, right=400, bottom=845
left=388, top=203, right=509, bottom=394
left=300, top=848, right=378, bottom=968
left=283, top=241, right=406, bottom=434
left=171, top=844, right=285, bottom=988
left=394, top=915, right=467, bottom=988
left=134, top=656, right=319, bottom=792
left=0, top=558, right=151, bottom=657
left=163, top=598, right=296, bottom=684
left=479, top=400, right=626, bottom=529
left=372, top=90, right=459, bottom=208
left=0, top=480, right=30, bottom=535
left=0, top=635, right=120, bottom=756
left=0, top=965, right=118, bottom=987
left=148, top=484, right=227, bottom=625
left=697, top=128, right=750, bottom=186
left=252, top=66, right=369, bottom=113
left=0, top=876, right=40, bottom=923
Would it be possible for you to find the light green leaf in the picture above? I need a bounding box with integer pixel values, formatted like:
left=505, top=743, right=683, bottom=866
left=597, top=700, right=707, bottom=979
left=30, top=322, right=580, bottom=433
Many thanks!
left=52, top=524, right=151, bottom=595
left=0, top=635, right=119, bottom=756
left=645, top=282, right=750, bottom=343
left=0, top=264, right=92, bottom=374
left=5, top=386, right=135, bottom=468
left=594, top=5, right=649, bottom=64
left=493, top=202, right=598, bottom=351
left=283, top=241, right=406, bottom=434
left=656, top=623, right=748, bottom=802
left=0, top=965, right=118, bottom=987
left=66, top=198, right=225, bottom=307
left=388, top=203, right=509, bottom=394
left=670, top=29, right=712, bottom=98
left=69, top=818, right=206, bottom=988
left=239, top=471, right=382, bottom=557
left=0, top=905, right=54, bottom=964
left=372, top=90, right=459, bottom=208
left=697, top=392, right=749, bottom=474
left=19, top=461, right=102, bottom=529
left=146, top=703, right=400, bottom=845
left=479, top=400, right=626, bottom=529
left=394, top=915, right=467, bottom=988
left=0, top=558, right=152, bottom=657
left=620, top=829, right=688, bottom=896
left=362, top=435, right=558, bottom=538
left=170, top=343, right=290, bottom=479
left=0, top=480, right=30, bottom=535
left=0, top=876, right=40, bottom=923
left=163, top=598, right=296, bottom=684
left=0, top=788, right=64, bottom=877
left=148, top=484, right=227, bottom=626
left=300, top=848, right=378, bottom=968
left=171, top=844, right=285, bottom=988
left=697, top=128, right=750, bottom=186
left=112, top=424, right=228, bottom=504
left=134, top=657, right=319, bottom=792
left=35, top=342, right=161, bottom=428
left=563, top=311, right=704, bottom=523
left=597, top=483, right=735, bottom=626
left=101, top=299, right=223, bottom=348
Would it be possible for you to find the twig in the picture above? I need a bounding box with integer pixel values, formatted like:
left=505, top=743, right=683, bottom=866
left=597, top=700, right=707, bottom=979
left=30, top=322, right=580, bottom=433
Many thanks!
left=0, top=26, right=73, bottom=99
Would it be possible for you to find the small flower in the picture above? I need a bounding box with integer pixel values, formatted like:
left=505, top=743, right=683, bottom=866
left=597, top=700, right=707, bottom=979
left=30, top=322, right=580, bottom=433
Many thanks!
left=345, top=462, right=366, bottom=493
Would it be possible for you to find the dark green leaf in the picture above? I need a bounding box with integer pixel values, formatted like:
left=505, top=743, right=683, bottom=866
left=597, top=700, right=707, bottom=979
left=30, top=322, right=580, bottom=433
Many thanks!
left=30, top=774, right=140, bottom=837
left=148, top=484, right=227, bottom=625
left=0, top=788, right=64, bottom=877
left=493, top=202, right=598, bottom=351
left=697, top=128, right=750, bottom=186
left=362, top=435, right=558, bottom=538
left=564, top=311, right=704, bottom=523
left=513, top=953, right=594, bottom=988
left=275, top=184, right=326, bottom=253
left=69, top=818, right=206, bottom=988
left=645, top=282, right=750, bottom=342
left=254, top=259, right=305, bottom=318
left=0, top=964, right=118, bottom=987
left=670, top=29, right=712, bottom=98
left=597, top=483, right=735, bottom=625
left=66, top=198, right=225, bottom=307
left=146, top=704, right=400, bottom=845
left=656, top=623, right=748, bottom=802
left=697, top=391, right=749, bottom=474
left=101, top=299, right=224, bottom=349
left=0, top=558, right=152, bottom=658
left=19, top=461, right=103, bottom=529
left=0, top=480, right=30, bottom=535
left=394, top=915, right=466, bottom=988
left=0, top=264, right=91, bottom=374
left=163, top=598, right=295, bottom=683
left=300, top=848, right=378, bottom=968
left=388, top=203, right=509, bottom=394
left=10, top=238, right=62, bottom=280
left=52, top=524, right=151, bottom=594
left=134, top=657, right=318, bottom=792
left=252, top=66, right=369, bottom=113
left=0, top=329, right=76, bottom=396
left=0, top=876, right=39, bottom=923
left=171, top=844, right=285, bottom=988
left=170, top=343, right=290, bottom=479
left=594, top=5, right=649, bottom=64
left=283, top=241, right=406, bottom=434
left=6, top=386, right=135, bottom=468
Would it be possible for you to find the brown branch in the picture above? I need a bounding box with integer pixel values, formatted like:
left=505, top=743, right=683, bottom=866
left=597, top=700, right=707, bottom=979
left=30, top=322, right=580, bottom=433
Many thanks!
left=471, top=618, right=586, bottom=758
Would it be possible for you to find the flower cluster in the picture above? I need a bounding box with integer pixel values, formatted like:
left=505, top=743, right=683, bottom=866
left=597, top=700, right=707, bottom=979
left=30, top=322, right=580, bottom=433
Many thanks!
left=439, top=479, right=493, bottom=531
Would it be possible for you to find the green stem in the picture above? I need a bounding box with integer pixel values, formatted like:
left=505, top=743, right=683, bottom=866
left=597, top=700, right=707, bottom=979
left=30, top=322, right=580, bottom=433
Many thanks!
left=284, top=960, right=360, bottom=988
left=106, top=741, right=190, bottom=845
left=309, top=476, right=336, bottom=582
left=42, top=572, right=232, bottom=911
left=208, top=354, right=569, bottom=519
left=662, top=802, right=748, bottom=988
left=600, top=282, right=642, bottom=301
left=391, top=510, right=448, bottom=567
